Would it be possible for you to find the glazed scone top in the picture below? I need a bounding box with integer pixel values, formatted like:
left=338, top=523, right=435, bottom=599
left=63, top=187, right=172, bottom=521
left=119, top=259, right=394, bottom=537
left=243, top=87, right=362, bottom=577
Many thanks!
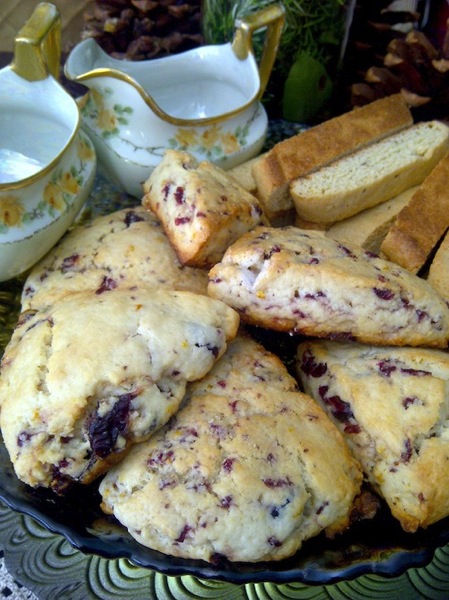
left=21, top=206, right=209, bottom=311
left=208, top=226, right=449, bottom=348
left=100, top=336, right=362, bottom=563
left=0, top=288, right=239, bottom=491
left=296, top=339, right=449, bottom=532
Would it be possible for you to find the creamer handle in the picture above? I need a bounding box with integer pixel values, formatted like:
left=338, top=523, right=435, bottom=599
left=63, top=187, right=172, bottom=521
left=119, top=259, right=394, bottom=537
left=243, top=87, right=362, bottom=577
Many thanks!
left=12, top=2, right=61, bottom=81
left=232, top=3, right=285, bottom=99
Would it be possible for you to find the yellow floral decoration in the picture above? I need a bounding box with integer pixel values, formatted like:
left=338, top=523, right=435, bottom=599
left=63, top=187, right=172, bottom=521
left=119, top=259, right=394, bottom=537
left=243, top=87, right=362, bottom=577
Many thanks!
left=0, top=195, right=24, bottom=227
left=43, top=182, right=66, bottom=211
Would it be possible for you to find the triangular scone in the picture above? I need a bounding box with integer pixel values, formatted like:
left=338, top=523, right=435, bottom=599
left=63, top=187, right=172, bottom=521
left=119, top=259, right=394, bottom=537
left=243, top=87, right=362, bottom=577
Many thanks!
left=21, top=206, right=209, bottom=311
left=208, top=226, right=449, bottom=348
left=142, top=150, right=267, bottom=268
left=0, top=288, right=238, bottom=492
left=296, top=339, right=449, bottom=532
left=99, top=336, right=362, bottom=563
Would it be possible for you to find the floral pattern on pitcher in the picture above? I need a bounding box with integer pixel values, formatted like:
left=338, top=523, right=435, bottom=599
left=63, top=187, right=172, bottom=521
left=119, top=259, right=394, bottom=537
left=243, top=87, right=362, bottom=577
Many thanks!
left=79, top=87, right=260, bottom=161
left=0, top=135, right=95, bottom=234
left=168, top=122, right=248, bottom=160
left=79, top=88, right=133, bottom=138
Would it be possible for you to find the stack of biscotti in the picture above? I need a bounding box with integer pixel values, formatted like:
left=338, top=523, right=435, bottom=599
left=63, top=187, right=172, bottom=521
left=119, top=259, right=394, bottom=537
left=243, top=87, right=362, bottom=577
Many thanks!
left=289, top=120, right=449, bottom=226
left=251, top=94, right=413, bottom=222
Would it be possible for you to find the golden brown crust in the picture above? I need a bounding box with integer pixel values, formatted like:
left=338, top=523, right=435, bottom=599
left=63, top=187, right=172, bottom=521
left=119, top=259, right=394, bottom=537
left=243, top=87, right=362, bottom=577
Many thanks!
left=428, top=230, right=449, bottom=302
left=252, top=95, right=413, bottom=219
left=381, top=152, right=449, bottom=273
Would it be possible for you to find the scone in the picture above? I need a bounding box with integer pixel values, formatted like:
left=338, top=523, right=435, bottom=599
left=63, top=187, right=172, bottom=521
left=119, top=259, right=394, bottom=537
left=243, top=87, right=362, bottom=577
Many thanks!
left=142, top=150, right=267, bottom=268
left=296, top=339, right=449, bottom=532
left=207, top=226, right=449, bottom=348
left=0, top=288, right=239, bottom=492
left=21, top=206, right=208, bottom=311
left=99, top=335, right=362, bottom=563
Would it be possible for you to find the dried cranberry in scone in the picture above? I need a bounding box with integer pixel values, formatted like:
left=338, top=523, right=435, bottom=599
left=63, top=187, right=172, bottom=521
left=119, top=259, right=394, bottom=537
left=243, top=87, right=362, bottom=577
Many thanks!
left=0, top=288, right=238, bottom=492
left=99, top=335, right=362, bottom=563
left=208, top=226, right=449, bottom=348
left=296, top=339, right=449, bottom=533
left=21, top=206, right=208, bottom=311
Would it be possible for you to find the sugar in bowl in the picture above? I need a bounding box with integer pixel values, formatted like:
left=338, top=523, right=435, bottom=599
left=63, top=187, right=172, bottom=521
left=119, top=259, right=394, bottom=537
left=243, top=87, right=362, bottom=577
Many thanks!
left=0, top=2, right=96, bottom=282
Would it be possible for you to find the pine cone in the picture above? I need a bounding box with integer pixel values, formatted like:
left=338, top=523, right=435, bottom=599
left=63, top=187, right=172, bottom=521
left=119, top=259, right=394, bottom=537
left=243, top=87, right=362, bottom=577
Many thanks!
left=81, top=0, right=203, bottom=60
left=342, top=2, right=449, bottom=121
left=339, top=0, right=420, bottom=104
left=350, top=23, right=449, bottom=121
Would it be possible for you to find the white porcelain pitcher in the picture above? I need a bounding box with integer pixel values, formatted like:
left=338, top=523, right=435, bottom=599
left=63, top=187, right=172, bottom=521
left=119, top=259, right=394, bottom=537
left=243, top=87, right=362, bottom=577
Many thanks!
left=64, top=4, right=285, bottom=198
left=0, top=2, right=96, bottom=282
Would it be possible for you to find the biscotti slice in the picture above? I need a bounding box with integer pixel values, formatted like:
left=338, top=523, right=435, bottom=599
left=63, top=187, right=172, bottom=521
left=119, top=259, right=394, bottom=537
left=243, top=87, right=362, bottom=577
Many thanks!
left=0, top=288, right=239, bottom=492
left=99, top=335, right=362, bottom=563
left=207, top=226, right=449, bottom=348
left=142, top=150, right=267, bottom=268
left=296, top=339, right=449, bottom=532
left=381, top=152, right=449, bottom=273
left=252, top=94, right=413, bottom=221
left=290, top=120, right=449, bottom=224
left=326, top=187, right=417, bottom=255
left=21, top=206, right=209, bottom=311
left=428, top=229, right=449, bottom=302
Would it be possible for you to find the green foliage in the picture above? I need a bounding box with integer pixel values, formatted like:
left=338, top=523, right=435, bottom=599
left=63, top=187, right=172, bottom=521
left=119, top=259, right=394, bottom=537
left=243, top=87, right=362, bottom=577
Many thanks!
left=202, top=0, right=347, bottom=121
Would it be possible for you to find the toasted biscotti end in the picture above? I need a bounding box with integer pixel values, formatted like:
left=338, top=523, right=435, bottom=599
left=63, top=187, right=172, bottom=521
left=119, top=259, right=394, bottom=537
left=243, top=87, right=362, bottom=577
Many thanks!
left=20, top=206, right=209, bottom=312
left=428, top=229, right=449, bottom=302
left=99, top=335, right=363, bottom=563
left=142, top=150, right=268, bottom=269
left=380, top=152, right=449, bottom=274
left=0, top=288, right=239, bottom=492
left=252, top=151, right=292, bottom=220
left=296, top=339, right=449, bottom=532
left=290, top=120, right=449, bottom=224
left=326, top=187, right=417, bottom=256
left=251, top=94, right=413, bottom=221
left=207, top=226, right=449, bottom=348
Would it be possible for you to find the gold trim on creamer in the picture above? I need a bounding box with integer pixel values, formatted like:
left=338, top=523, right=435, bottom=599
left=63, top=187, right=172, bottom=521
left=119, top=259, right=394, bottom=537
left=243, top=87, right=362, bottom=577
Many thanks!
left=65, top=4, right=285, bottom=128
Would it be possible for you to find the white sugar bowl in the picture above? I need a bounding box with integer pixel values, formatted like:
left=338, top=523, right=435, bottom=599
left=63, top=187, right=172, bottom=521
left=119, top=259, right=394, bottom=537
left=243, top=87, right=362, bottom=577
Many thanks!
left=0, top=2, right=96, bottom=282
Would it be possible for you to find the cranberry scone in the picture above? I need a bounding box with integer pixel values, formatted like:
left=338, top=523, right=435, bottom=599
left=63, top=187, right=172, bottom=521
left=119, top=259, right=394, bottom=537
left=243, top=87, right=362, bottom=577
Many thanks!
left=296, top=339, right=449, bottom=532
left=21, top=206, right=208, bottom=311
left=207, top=226, right=449, bottom=348
left=99, top=335, right=362, bottom=563
left=142, top=149, right=267, bottom=268
left=0, top=288, right=239, bottom=492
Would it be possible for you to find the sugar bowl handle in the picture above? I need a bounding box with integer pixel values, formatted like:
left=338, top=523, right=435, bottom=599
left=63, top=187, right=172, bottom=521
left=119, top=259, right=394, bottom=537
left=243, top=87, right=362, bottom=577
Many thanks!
left=232, top=3, right=285, bottom=99
left=12, top=2, right=61, bottom=81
